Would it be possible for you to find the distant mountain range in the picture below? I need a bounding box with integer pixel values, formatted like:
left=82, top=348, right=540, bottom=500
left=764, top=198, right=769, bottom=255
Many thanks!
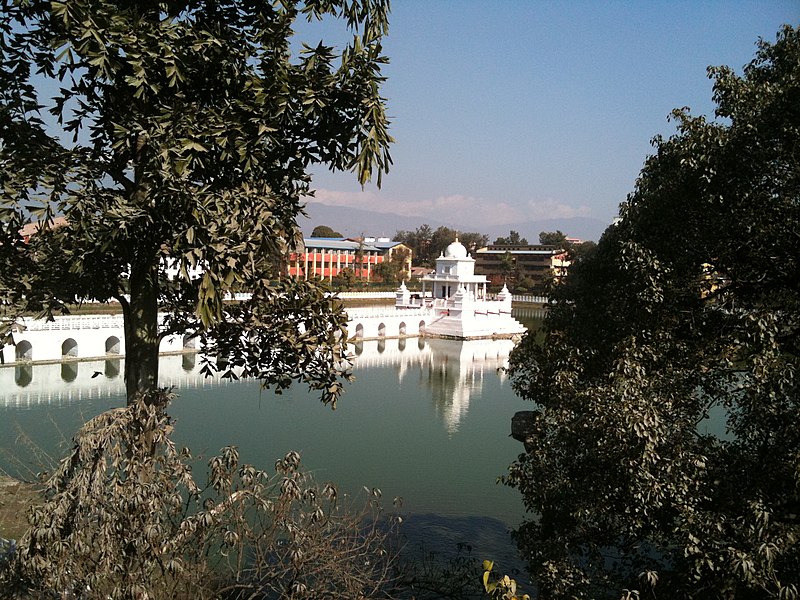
left=298, top=202, right=613, bottom=243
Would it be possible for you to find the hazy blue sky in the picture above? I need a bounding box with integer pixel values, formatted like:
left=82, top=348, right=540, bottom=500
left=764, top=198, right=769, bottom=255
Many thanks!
left=303, top=2, right=798, bottom=232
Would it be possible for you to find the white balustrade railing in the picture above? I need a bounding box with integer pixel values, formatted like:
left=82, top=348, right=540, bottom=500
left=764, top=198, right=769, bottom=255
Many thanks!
left=511, top=294, right=549, bottom=304
left=333, top=291, right=396, bottom=299
left=11, top=296, right=545, bottom=334
left=346, top=306, right=428, bottom=319
left=19, top=314, right=127, bottom=332
left=14, top=313, right=178, bottom=332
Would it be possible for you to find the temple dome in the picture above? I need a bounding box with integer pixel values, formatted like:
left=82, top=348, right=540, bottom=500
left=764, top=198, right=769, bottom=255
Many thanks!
left=444, top=238, right=468, bottom=259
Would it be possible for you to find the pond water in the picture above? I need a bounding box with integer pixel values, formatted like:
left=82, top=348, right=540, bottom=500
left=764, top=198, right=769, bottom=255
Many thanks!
left=0, top=333, right=535, bottom=570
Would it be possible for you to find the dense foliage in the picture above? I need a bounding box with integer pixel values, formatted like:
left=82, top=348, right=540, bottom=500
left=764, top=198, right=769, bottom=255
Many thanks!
left=394, top=224, right=488, bottom=266
left=506, top=26, right=800, bottom=598
left=537, top=231, right=566, bottom=247
left=310, top=224, right=343, bottom=238
left=0, top=0, right=392, bottom=404
left=374, top=246, right=410, bottom=284
left=493, top=230, right=528, bottom=246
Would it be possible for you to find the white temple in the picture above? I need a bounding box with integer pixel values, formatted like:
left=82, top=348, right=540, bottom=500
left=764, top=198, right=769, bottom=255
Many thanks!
left=395, top=237, right=526, bottom=339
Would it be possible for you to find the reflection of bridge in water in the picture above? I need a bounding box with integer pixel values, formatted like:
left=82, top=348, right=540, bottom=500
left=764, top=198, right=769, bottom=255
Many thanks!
left=0, top=353, right=229, bottom=410
left=1, top=339, right=517, bottom=435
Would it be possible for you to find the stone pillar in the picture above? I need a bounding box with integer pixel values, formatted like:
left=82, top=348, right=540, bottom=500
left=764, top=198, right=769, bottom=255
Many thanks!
left=497, top=283, right=512, bottom=313
left=452, top=285, right=466, bottom=313
left=396, top=281, right=410, bottom=307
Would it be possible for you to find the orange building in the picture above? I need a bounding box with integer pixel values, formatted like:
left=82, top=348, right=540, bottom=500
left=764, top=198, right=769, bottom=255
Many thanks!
left=287, top=237, right=411, bottom=283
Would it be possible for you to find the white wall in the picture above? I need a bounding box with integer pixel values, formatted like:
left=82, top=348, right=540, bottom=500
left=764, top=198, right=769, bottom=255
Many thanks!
left=2, top=315, right=192, bottom=365
left=1, top=309, right=427, bottom=365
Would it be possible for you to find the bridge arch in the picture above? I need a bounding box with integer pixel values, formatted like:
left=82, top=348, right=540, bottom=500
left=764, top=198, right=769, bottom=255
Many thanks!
left=377, top=322, right=386, bottom=338
left=61, top=338, right=78, bottom=358
left=183, top=333, right=197, bottom=350
left=418, top=320, right=426, bottom=335
left=105, top=336, right=121, bottom=355
left=399, top=321, right=407, bottom=337
left=15, top=340, right=32, bottom=361
left=354, top=323, right=364, bottom=341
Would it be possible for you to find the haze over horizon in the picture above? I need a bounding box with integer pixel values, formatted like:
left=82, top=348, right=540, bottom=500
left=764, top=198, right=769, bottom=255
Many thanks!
left=301, top=2, right=798, bottom=240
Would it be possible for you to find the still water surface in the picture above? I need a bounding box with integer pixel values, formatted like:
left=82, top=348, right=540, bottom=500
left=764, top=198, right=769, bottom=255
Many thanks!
left=0, top=335, right=532, bottom=566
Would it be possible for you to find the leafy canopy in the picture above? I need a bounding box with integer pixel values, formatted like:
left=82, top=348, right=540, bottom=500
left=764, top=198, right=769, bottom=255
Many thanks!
left=537, top=230, right=566, bottom=247
left=394, top=225, right=488, bottom=266
left=506, top=25, right=800, bottom=599
left=310, top=224, right=343, bottom=238
left=0, top=0, right=393, bottom=405
left=493, top=230, right=527, bottom=246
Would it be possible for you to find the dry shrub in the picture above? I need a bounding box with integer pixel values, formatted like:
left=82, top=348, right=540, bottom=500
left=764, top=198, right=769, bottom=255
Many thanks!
left=0, top=391, right=398, bottom=599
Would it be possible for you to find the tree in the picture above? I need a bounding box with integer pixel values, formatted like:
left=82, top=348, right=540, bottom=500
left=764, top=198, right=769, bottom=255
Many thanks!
left=374, top=246, right=409, bottom=284
left=429, top=225, right=457, bottom=259
left=1, top=394, right=399, bottom=597
left=568, top=238, right=597, bottom=263
left=537, top=231, right=597, bottom=285
left=539, top=230, right=597, bottom=263
left=0, top=0, right=392, bottom=406
left=459, top=231, right=489, bottom=255
left=493, top=230, right=527, bottom=245
left=499, top=251, right=517, bottom=285
left=332, top=267, right=357, bottom=291
left=538, top=230, right=566, bottom=247
left=394, top=224, right=433, bottom=266
left=353, top=235, right=368, bottom=280
left=395, top=225, right=487, bottom=266
left=505, top=26, right=800, bottom=598
left=310, top=224, right=343, bottom=238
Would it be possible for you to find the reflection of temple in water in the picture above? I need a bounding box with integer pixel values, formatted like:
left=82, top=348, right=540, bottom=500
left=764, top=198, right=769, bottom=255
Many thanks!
left=349, top=337, right=515, bottom=434
left=421, top=339, right=514, bottom=435
left=1, top=339, right=516, bottom=434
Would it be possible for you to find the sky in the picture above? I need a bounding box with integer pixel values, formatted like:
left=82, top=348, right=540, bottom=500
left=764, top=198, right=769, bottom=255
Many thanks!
left=301, top=1, right=798, bottom=234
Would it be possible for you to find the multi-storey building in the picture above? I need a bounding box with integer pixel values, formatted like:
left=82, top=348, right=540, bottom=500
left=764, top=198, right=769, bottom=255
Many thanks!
left=474, top=244, right=569, bottom=288
left=286, top=237, right=412, bottom=283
